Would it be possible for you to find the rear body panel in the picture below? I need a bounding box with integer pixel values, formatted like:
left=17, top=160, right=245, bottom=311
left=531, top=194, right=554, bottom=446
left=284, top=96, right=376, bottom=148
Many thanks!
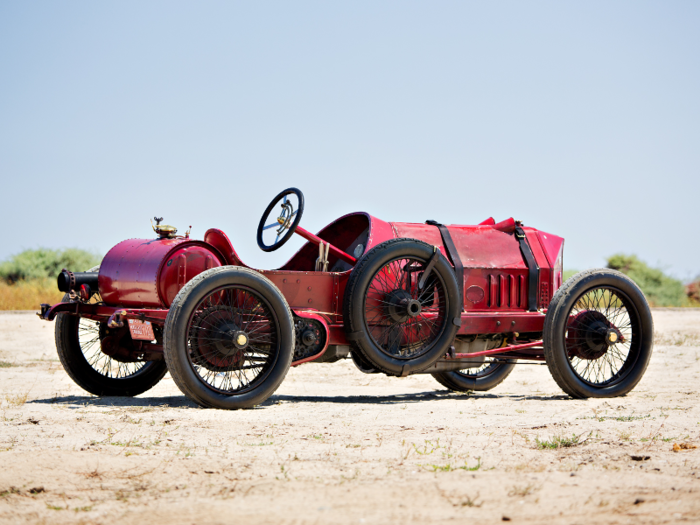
left=98, top=238, right=224, bottom=308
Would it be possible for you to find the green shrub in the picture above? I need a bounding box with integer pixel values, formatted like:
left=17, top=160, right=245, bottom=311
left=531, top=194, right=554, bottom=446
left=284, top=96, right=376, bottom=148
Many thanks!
left=606, top=254, right=687, bottom=307
left=562, top=269, right=579, bottom=282
left=0, top=248, right=101, bottom=284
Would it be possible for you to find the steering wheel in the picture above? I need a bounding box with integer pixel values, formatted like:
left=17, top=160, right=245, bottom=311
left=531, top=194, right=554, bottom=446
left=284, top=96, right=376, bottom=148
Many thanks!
left=257, top=188, right=305, bottom=252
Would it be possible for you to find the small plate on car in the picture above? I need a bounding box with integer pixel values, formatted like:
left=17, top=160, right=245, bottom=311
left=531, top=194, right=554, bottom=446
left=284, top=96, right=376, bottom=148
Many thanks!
left=128, top=319, right=155, bottom=341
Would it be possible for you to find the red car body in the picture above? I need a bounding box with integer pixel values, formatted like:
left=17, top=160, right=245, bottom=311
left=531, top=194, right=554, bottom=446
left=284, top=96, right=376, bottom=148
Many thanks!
left=41, top=211, right=563, bottom=365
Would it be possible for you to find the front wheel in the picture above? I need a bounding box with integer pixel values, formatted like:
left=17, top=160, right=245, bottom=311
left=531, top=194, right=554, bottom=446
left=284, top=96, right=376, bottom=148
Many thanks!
left=163, top=266, right=295, bottom=409
left=543, top=269, right=654, bottom=398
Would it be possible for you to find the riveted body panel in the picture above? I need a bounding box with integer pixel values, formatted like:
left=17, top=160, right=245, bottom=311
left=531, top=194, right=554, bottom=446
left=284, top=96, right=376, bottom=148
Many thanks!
left=98, top=238, right=224, bottom=308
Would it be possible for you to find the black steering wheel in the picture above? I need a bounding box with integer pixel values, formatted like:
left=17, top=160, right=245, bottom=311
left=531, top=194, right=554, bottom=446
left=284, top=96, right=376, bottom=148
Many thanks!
left=257, top=188, right=305, bottom=252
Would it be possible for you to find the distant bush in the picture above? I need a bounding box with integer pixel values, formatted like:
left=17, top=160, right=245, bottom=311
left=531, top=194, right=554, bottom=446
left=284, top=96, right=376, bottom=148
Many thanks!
left=687, top=279, right=700, bottom=305
left=606, top=254, right=687, bottom=307
left=0, top=248, right=101, bottom=284
left=0, top=279, right=64, bottom=310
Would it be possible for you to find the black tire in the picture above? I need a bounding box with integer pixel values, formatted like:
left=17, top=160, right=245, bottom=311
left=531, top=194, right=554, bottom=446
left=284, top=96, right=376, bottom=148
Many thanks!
left=543, top=269, right=654, bottom=398
left=343, top=238, right=461, bottom=376
left=55, top=266, right=168, bottom=397
left=432, top=360, right=515, bottom=392
left=350, top=350, right=378, bottom=374
left=163, top=266, right=294, bottom=409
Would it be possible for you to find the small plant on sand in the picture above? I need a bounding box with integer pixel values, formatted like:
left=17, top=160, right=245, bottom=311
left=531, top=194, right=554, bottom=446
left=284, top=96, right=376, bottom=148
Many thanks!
left=535, top=434, right=581, bottom=449
left=617, top=430, right=633, bottom=441
left=423, top=457, right=481, bottom=473
left=412, top=439, right=481, bottom=472
left=439, top=489, right=483, bottom=507
left=508, top=484, right=539, bottom=497
left=4, top=392, right=28, bottom=407
left=412, top=439, right=442, bottom=455
left=83, top=468, right=101, bottom=479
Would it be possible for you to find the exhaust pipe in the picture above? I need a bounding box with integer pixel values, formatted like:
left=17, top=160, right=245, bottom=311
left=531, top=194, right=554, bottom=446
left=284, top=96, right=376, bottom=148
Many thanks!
left=57, top=269, right=99, bottom=295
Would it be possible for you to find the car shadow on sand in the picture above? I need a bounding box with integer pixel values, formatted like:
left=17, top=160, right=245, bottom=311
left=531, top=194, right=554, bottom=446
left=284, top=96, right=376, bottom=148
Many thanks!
left=267, top=391, right=570, bottom=405
left=28, top=391, right=569, bottom=409
left=29, top=395, right=198, bottom=409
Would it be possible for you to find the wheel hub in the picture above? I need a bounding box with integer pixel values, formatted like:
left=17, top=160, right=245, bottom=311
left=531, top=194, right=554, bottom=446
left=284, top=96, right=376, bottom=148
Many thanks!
left=566, top=310, right=621, bottom=360
left=210, top=322, right=242, bottom=357
left=191, top=307, right=246, bottom=371
left=385, top=289, right=422, bottom=323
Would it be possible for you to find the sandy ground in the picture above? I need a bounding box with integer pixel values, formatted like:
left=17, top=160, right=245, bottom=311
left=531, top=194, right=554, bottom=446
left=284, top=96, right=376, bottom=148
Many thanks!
left=0, top=309, right=699, bottom=525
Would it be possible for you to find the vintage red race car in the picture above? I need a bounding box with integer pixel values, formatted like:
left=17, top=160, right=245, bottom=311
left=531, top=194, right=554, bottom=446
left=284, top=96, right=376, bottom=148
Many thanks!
left=39, top=188, right=654, bottom=409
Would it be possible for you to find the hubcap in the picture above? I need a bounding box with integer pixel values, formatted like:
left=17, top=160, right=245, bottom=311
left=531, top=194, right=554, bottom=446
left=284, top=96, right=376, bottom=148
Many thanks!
left=234, top=331, right=249, bottom=349
left=606, top=329, right=620, bottom=345
left=405, top=298, right=422, bottom=317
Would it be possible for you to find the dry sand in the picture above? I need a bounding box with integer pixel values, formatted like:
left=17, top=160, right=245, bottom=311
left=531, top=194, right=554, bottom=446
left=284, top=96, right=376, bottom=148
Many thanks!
left=1, top=309, right=699, bottom=524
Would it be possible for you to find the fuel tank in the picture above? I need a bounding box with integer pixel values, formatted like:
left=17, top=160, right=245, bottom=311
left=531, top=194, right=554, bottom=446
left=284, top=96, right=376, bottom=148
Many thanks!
left=98, top=238, right=224, bottom=307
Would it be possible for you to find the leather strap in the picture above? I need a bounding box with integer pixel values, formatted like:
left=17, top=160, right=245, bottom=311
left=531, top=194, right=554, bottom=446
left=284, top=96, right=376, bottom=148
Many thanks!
left=426, top=220, right=464, bottom=311
left=515, top=224, right=539, bottom=312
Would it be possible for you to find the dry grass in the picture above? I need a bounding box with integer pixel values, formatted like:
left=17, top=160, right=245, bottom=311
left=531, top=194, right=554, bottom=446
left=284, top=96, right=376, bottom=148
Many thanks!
left=0, top=279, right=63, bottom=310
left=4, top=392, right=29, bottom=407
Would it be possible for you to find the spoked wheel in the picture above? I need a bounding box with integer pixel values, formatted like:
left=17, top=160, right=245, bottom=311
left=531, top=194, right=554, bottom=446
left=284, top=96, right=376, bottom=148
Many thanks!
left=164, top=267, right=294, bottom=409
left=543, top=269, right=654, bottom=398
left=344, top=239, right=461, bottom=376
left=432, top=358, right=515, bottom=392
left=55, top=268, right=168, bottom=396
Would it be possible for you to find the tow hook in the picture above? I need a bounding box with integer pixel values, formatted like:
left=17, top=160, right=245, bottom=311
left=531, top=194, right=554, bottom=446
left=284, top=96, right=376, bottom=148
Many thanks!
left=37, top=304, right=51, bottom=320
left=107, top=310, right=127, bottom=328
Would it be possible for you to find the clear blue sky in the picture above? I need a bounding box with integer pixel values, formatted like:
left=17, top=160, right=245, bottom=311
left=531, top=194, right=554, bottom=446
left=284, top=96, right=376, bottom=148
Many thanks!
left=1, top=1, right=698, bottom=279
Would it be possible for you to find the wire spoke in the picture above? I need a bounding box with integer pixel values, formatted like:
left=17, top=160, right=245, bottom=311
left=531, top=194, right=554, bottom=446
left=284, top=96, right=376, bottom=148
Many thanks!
left=186, top=285, right=279, bottom=394
left=363, top=255, right=449, bottom=360
left=562, top=286, right=640, bottom=387
left=76, top=293, right=149, bottom=380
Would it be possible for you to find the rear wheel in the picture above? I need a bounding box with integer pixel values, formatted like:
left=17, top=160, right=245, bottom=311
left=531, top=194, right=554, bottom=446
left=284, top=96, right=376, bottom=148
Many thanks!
left=163, top=266, right=294, bottom=409
left=543, top=269, right=654, bottom=398
left=432, top=359, right=515, bottom=392
left=55, top=267, right=168, bottom=397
